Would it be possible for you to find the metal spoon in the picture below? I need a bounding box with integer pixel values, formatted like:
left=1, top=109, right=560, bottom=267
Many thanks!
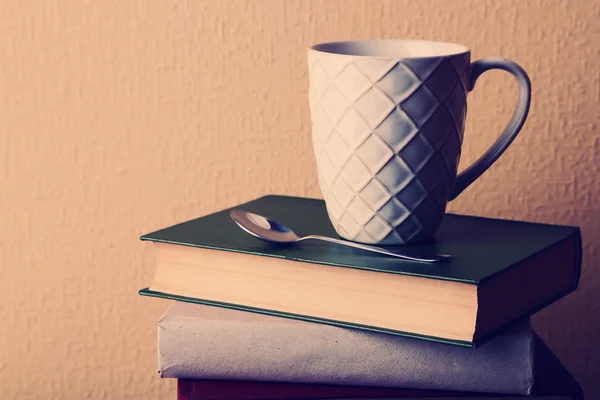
left=229, top=209, right=451, bottom=263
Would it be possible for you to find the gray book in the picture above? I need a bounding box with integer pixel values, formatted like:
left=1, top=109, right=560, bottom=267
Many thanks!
left=158, top=301, right=535, bottom=395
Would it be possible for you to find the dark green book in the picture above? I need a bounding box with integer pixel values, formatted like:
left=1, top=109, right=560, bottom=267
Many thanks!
left=139, top=195, right=581, bottom=347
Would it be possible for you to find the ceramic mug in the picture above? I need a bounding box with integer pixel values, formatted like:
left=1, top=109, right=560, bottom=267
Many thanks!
left=307, top=40, right=531, bottom=245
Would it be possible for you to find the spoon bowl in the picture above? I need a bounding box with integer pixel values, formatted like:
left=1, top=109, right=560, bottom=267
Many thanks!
left=230, top=209, right=451, bottom=263
left=231, top=209, right=300, bottom=243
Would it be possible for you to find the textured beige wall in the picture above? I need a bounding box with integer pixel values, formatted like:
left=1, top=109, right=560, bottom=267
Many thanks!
left=0, top=0, right=598, bottom=398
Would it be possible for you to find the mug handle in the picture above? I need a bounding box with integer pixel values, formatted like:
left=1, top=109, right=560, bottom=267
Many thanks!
left=449, top=57, right=531, bottom=200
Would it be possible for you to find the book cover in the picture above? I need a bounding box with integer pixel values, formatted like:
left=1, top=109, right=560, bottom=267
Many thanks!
left=140, top=195, right=581, bottom=347
left=174, top=329, right=583, bottom=400
left=158, top=301, right=534, bottom=395
left=141, top=195, right=581, bottom=285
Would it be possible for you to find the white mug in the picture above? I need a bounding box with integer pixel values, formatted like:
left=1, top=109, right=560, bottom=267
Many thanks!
left=308, top=40, right=531, bottom=245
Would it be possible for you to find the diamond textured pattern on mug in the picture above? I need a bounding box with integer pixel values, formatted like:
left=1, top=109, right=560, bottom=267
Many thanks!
left=412, top=196, right=442, bottom=226
left=376, top=63, right=421, bottom=103
left=321, top=85, right=350, bottom=124
left=364, top=215, right=393, bottom=242
left=354, top=229, right=379, bottom=244
left=331, top=176, right=355, bottom=208
left=325, top=194, right=344, bottom=221
left=323, top=131, right=352, bottom=170
left=355, top=133, right=394, bottom=174
left=376, top=108, right=419, bottom=153
left=440, top=132, right=462, bottom=170
left=339, top=212, right=362, bottom=239
left=359, top=178, right=392, bottom=212
left=393, top=215, right=424, bottom=243
left=449, top=53, right=470, bottom=84
left=319, top=55, right=350, bottom=78
left=354, top=86, right=396, bottom=129
left=460, top=72, right=469, bottom=93
left=311, top=105, right=333, bottom=151
left=402, top=58, right=444, bottom=80
left=377, top=197, right=410, bottom=226
left=309, top=51, right=470, bottom=244
left=309, top=61, right=332, bottom=101
left=340, top=155, right=373, bottom=192
left=376, top=156, right=413, bottom=194
left=400, top=85, right=440, bottom=127
left=378, top=230, right=404, bottom=245
left=346, top=196, right=375, bottom=226
left=317, top=153, right=337, bottom=188
left=334, top=63, right=373, bottom=101
left=458, top=107, right=467, bottom=143
left=432, top=178, right=452, bottom=207
left=336, top=108, right=372, bottom=149
left=414, top=153, right=447, bottom=192
left=423, top=58, right=460, bottom=101
left=396, top=178, right=428, bottom=210
left=353, top=58, right=398, bottom=81
left=398, top=134, right=435, bottom=172
left=445, top=82, right=467, bottom=122
left=308, top=87, right=319, bottom=115
left=419, top=106, right=456, bottom=150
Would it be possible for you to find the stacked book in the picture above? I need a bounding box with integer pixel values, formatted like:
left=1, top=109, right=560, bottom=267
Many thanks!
left=140, top=195, right=583, bottom=400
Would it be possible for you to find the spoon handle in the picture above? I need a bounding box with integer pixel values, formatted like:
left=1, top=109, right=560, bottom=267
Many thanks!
left=299, top=235, right=451, bottom=263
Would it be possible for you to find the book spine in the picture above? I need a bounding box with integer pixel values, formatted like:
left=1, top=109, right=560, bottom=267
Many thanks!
left=158, top=304, right=534, bottom=395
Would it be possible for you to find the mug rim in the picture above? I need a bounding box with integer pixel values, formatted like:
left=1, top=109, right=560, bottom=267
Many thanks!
left=309, top=39, right=470, bottom=59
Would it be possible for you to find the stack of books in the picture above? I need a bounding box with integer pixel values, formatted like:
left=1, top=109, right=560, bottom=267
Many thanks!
left=140, top=195, right=583, bottom=400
